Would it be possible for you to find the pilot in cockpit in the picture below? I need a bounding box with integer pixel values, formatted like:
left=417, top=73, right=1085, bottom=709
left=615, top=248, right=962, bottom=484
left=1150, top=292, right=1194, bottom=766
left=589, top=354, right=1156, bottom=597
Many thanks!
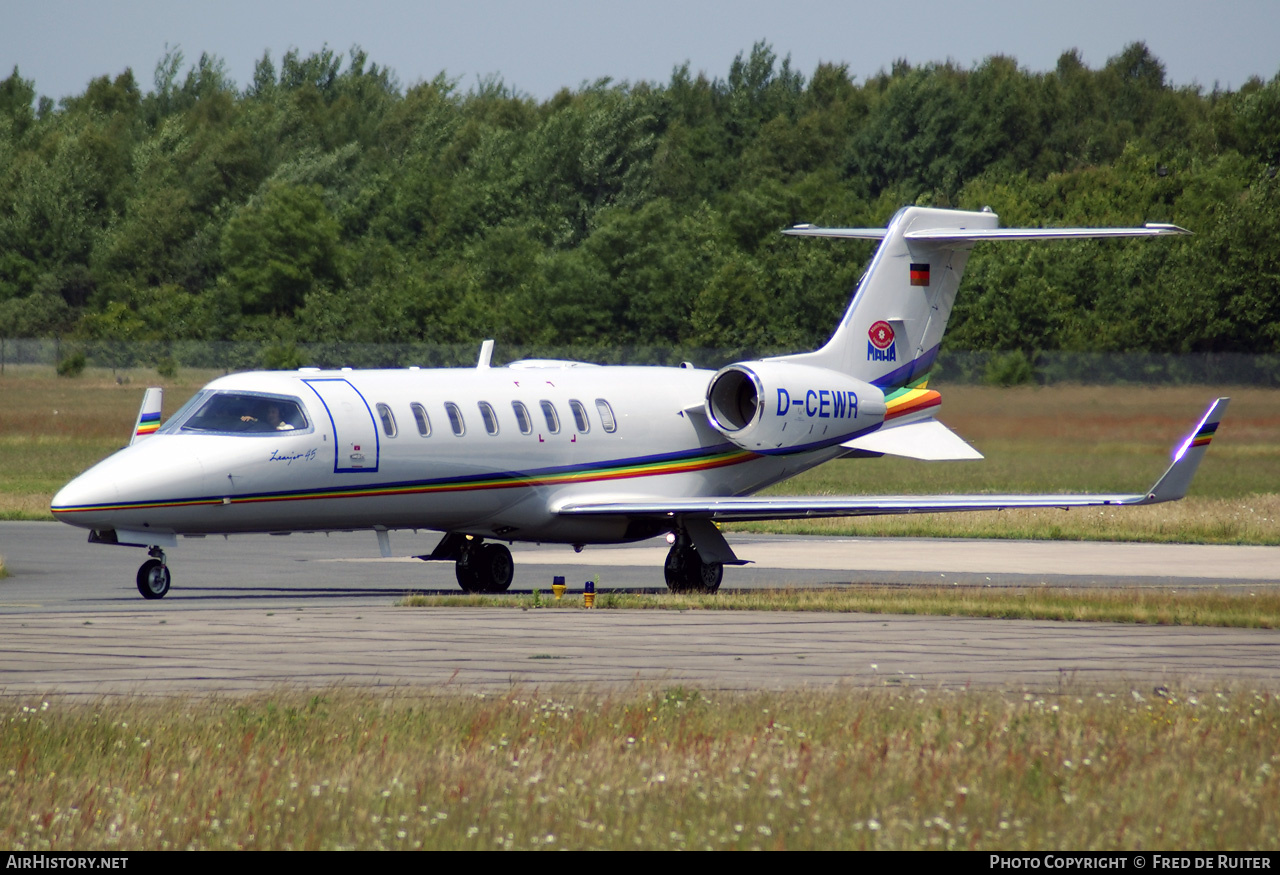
left=241, top=402, right=296, bottom=431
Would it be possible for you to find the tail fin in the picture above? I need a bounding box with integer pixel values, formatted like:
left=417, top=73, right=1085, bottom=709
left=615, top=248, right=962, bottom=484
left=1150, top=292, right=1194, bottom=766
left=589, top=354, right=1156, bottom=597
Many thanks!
left=776, top=207, right=1190, bottom=391
left=130, top=387, right=163, bottom=445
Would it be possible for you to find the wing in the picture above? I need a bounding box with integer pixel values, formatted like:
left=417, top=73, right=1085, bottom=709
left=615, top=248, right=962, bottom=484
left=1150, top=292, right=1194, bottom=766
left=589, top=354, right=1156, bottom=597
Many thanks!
left=556, top=398, right=1228, bottom=524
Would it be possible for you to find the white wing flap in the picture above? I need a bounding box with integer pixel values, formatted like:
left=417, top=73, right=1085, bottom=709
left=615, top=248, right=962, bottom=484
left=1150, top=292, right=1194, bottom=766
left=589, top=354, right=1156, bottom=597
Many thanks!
left=841, top=419, right=983, bottom=461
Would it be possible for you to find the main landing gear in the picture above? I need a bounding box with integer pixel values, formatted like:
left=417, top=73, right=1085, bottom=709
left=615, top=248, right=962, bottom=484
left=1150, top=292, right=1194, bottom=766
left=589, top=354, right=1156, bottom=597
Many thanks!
left=455, top=541, right=514, bottom=593
left=664, top=533, right=723, bottom=594
left=136, top=547, right=171, bottom=599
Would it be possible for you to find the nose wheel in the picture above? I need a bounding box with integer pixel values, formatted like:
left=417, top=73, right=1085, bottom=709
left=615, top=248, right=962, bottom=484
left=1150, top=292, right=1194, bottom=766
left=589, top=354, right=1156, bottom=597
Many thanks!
left=136, top=549, right=171, bottom=599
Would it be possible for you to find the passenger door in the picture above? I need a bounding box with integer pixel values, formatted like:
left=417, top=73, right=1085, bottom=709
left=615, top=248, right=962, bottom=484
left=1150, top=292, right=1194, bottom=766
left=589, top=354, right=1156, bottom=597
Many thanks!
left=302, top=378, right=380, bottom=473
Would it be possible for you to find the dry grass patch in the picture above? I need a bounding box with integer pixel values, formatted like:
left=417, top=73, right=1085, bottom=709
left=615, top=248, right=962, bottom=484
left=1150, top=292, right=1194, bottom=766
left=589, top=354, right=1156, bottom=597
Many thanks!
left=2, top=686, right=1278, bottom=850
left=401, top=586, right=1280, bottom=628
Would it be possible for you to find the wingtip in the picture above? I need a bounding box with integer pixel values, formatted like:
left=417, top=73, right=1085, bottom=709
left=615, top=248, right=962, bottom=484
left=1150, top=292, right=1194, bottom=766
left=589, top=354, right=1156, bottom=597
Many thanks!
left=1146, top=397, right=1230, bottom=503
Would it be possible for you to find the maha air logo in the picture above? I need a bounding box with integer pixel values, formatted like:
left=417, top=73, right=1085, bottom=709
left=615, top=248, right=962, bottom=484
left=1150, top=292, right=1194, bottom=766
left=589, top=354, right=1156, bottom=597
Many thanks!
left=867, top=321, right=897, bottom=362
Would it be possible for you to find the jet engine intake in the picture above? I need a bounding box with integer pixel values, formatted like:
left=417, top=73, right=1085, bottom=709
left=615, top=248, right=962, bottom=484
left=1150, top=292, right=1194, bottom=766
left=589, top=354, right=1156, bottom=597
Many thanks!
left=704, top=362, right=886, bottom=454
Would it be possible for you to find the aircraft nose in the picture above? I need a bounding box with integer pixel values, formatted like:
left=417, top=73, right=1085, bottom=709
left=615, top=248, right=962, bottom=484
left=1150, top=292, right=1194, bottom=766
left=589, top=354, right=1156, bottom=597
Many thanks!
left=51, top=469, right=121, bottom=528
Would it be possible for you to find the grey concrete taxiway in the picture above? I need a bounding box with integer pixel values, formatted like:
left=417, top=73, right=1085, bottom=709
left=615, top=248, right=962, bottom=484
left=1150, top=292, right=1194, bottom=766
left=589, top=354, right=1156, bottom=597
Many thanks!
left=2, top=521, right=1279, bottom=695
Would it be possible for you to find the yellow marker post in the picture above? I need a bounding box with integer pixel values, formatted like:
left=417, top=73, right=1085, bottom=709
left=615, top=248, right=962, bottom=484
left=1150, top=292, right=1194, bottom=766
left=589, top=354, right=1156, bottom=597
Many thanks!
left=552, top=575, right=566, bottom=601
left=584, top=580, right=595, bottom=609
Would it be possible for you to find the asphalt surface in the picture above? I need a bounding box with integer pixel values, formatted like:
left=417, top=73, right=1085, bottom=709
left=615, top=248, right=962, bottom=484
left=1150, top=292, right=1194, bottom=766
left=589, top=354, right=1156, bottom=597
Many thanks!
left=2, top=521, right=1279, bottom=694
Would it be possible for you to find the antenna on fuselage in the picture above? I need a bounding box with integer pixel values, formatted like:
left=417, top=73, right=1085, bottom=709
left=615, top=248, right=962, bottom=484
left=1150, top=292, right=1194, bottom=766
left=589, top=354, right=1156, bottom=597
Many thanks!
left=477, top=339, right=494, bottom=370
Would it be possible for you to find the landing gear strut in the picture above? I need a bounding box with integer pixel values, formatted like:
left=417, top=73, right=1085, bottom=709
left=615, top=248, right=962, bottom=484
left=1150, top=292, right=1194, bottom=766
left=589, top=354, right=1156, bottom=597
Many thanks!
left=136, top=547, right=171, bottom=599
left=664, top=533, right=723, bottom=594
left=455, top=541, right=514, bottom=593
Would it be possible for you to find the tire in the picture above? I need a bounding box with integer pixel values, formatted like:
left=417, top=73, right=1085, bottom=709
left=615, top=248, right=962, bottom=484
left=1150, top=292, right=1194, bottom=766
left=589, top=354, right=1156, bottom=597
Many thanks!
left=455, top=543, right=514, bottom=593
left=136, top=559, right=171, bottom=600
left=477, top=543, right=514, bottom=593
left=664, top=545, right=722, bottom=594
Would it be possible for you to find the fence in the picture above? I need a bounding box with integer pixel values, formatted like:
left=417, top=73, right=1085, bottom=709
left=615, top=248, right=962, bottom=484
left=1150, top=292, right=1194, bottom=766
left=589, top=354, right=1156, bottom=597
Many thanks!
left=2, top=338, right=1278, bottom=386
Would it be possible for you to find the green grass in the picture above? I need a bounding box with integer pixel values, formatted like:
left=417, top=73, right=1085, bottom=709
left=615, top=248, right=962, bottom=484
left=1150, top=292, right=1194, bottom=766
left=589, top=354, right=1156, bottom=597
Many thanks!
left=3, top=686, right=1278, bottom=850
left=401, top=586, right=1280, bottom=628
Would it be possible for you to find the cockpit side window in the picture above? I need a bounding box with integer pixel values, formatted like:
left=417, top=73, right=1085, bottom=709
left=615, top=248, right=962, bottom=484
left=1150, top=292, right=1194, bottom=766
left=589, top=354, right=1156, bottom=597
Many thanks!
left=179, top=392, right=310, bottom=435
left=156, top=391, right=209, bottom=434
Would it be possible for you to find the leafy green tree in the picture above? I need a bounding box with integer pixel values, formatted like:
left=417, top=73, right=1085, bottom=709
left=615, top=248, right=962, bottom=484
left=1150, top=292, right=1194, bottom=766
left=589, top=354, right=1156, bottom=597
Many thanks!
left=220, top=182, right=344, bottom=317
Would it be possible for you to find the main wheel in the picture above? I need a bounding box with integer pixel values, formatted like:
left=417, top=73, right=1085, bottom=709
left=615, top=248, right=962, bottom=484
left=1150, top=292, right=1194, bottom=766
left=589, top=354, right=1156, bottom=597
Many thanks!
left=455, top=543, right=515, bottom=593
left=136, top=559, right=171, bottom=600
left=664, top=545, right=722, bottom=594
left=477, top=543, right=514, bottom=593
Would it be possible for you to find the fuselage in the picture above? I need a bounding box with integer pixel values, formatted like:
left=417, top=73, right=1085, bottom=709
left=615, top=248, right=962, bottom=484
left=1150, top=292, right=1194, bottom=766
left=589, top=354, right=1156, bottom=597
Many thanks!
left=51, top=363, right=848, bottom=545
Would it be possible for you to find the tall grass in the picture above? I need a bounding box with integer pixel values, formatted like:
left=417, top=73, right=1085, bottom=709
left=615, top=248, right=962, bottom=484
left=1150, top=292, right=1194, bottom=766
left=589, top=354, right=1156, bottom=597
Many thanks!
left=2, top=687, right=1277, bottom=850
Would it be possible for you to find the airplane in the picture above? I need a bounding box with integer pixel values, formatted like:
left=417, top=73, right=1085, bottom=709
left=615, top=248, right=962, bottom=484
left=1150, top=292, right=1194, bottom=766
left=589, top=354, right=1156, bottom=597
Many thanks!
left=50, top=206, right=1228, bottom=600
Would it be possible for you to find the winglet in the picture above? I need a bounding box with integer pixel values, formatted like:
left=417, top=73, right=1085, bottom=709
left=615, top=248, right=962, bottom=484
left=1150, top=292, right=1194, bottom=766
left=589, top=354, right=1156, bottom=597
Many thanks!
left=1140, top=397, right=1229, bottom=503
left=130, top=387, right=163, bottom=445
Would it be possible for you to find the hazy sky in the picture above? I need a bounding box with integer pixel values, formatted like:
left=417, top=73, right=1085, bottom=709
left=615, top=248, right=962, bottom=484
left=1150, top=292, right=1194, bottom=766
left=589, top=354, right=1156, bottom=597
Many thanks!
left=4, top=0, right=1279, bottom=102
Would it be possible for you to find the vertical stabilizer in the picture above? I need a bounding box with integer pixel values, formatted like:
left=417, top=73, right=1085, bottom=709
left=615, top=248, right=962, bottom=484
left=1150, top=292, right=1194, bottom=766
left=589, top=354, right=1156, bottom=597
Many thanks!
left=130, top=387, right=163, bottom=445
left=774, top=206, right=997, bottom=390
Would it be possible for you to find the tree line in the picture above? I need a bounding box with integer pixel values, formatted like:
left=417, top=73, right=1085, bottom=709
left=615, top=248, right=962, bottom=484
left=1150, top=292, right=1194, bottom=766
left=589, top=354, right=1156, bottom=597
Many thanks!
left=0, top=42, right=1277, bottom=360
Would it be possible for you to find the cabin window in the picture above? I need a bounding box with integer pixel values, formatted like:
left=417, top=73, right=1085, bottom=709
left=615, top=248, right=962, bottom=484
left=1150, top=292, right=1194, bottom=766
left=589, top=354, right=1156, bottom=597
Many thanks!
left=540, top=400, right=560, bottom=434
left=479, top=401, right=499, bottom=435
left=178, top=392, right=309, bottom=435
left=512, top=401, right=532, bottom=435
left=445, top=402, right=465, bottom=436
left=569, top=399, right=590, bottom=433
left=411, top=402, right=431, bottom=437
left=595, top=399, right=617, bottom=433
left=376, top=403, right=397, bottom=437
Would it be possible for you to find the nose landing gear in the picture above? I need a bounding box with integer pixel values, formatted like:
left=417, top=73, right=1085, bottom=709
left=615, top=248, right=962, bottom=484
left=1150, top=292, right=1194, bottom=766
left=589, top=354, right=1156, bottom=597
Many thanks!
left=136, top=547, right=171, bottom=599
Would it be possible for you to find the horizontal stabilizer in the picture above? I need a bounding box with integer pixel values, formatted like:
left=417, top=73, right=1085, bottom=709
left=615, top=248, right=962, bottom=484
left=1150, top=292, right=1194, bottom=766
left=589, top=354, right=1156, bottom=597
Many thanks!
left=783, top=223, right=1190, bottom=242
left=841, top=419, right=983, bottom=461
left=903, top=223, right=1191, bottom=242
left=782, top=225, right=887, bottom=240
left=556, top=399, right=1226, bottom=522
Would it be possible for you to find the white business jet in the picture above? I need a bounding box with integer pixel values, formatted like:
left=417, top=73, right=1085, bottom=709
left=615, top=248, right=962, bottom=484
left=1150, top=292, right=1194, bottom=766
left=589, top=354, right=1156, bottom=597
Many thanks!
left=51, top=206, right=1227, bottom=599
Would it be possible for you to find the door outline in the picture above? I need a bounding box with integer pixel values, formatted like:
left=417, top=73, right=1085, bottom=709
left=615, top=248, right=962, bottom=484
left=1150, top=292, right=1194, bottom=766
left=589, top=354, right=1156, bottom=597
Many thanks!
left=302, top=378, right=380, bottom=474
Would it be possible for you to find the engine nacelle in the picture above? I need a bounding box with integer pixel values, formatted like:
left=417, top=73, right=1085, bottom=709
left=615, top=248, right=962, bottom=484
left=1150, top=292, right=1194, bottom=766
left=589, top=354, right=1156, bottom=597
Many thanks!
left=704, top=361, right=887, bottom=454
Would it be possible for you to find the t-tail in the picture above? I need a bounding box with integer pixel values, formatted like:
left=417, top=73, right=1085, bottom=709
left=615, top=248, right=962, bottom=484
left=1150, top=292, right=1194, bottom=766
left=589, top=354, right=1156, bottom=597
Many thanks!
left=702, top=206, right=1188, bottom=460
left=775, top=206, right=1190, bottom=390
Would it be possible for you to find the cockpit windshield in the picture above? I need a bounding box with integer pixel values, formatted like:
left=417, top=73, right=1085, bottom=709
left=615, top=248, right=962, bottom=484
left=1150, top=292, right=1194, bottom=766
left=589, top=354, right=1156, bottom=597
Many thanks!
left=163, top=392, right=310, bottom=435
